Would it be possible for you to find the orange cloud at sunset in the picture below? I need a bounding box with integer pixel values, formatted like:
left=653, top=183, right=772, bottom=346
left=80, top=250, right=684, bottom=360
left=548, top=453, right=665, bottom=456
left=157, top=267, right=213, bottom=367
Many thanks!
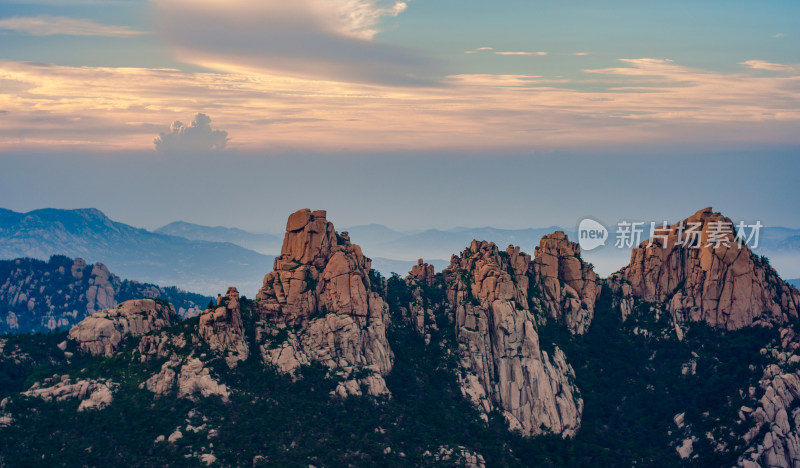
left=0, top=58, right=798, bottom=152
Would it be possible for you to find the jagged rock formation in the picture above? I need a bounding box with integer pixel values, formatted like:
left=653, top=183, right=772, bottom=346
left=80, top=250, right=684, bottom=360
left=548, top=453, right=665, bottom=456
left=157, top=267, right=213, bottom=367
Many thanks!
left=255, top=209, right=393, bottom=397
left=67, top=299, right=174, bottom=356
left=198, top=286, right=249, bottom=368
left=7, top=206, right=800, bottom=465
left=144, top=357, right=230, bottom=402
left=530, top=232, right=601, bottom=334
left=619, top=207, right=800, bottom=330
left=23, top=375, right=115, bottom=411
left=85, top=261, right=116, bottom=313
left=0, top=255, right=208, bottom=334
left=409, top=258, right=435, bottom=286
left=444, top=240, right=582, bottom=437
left=737, top=327, right=800, bottom=467
left=403, top=259, right=439, bottom=340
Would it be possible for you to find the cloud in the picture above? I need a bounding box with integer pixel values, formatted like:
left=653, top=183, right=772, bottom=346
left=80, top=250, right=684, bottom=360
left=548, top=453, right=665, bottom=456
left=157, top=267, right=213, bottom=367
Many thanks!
left=1, top=58, right=799, bottom=152
left=772, top=33, right=787, bottom=39
left=153, top=113, right=229, bottom=153
left=573, top=52, right=590, bottom=56
left=465, top=47, right=493, bottom=54
left=466, top=48, right=548, bottom=56
left=151, top=0, right=436, bottom=86
left=0, top=15, right=146, bottom=36
left=493, top=51, right=547, bottom=56
left=740, top=60, right=800, bottom=73
left=3, top=0, right=138, bottom=4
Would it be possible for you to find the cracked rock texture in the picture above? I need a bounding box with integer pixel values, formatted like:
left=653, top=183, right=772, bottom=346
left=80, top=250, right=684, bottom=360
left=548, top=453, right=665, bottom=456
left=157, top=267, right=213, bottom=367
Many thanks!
left=444, top=240, right=582, bottom=437
left=403, top=259, right=439, bottom=340
left=620, top=207, right=800, bottom=330
left=67, top=299, right=174, bottom=356
left=255, top=209, right=393, bottom=397
left=198, top=286, right=249, bottom=368
left=530, top=232, right=601, bottom=335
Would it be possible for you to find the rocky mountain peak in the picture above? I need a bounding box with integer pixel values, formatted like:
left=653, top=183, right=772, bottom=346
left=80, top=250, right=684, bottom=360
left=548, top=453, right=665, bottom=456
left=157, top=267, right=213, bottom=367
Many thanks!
left=619, top=207, right=800, bottom=329
left=256, top=208, right=379, bottom=325
left=443, top=240, right=582, bottom=437
left=408, top=258, right=435, bottom=286
left=255, top=209, right=393, bottom=397
left=199, top=286, right=248, bottom=368
left=531, top=231, right=600, bottom=335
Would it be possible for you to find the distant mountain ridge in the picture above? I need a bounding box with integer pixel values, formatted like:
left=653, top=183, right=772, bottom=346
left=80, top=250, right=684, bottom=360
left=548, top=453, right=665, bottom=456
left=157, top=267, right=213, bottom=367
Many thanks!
left=154, top=221, right=281, bottom=254
left=344, top=223, right=571, bottom=261
left=0, top=255, right=211, bottom=334
left=0, top=208, right=273, bottom=296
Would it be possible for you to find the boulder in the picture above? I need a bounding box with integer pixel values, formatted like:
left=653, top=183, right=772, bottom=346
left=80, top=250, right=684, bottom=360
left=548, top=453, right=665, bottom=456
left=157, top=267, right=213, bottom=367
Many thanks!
left=68, top=299, right=174, bottom=356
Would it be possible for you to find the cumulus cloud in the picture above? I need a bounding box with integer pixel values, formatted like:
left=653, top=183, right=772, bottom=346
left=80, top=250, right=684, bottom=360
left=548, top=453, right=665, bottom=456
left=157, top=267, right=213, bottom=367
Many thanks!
left=154, top=113, right=229, bottom=153
left=151, top=0, right=436, bottom=86
left=0, top=15, right=146, bottom=36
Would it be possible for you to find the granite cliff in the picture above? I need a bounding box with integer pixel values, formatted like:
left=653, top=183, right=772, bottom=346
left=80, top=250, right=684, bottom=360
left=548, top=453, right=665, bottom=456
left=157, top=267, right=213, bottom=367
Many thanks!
left=1, top=207, right=799, bottom=467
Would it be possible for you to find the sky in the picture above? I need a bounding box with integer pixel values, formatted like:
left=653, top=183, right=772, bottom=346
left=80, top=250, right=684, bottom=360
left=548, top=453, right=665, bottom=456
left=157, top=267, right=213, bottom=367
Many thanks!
left=0, top=0, right=799, bottom=233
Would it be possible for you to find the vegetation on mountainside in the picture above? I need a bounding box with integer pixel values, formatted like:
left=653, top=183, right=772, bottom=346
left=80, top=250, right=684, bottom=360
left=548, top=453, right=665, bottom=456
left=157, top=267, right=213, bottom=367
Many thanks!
left=0, top=275, right=788, bottom=467
left=0, top=255, right=211, bottom=334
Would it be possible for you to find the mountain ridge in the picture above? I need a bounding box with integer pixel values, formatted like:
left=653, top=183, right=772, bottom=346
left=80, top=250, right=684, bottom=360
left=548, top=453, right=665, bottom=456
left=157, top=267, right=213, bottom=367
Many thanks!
left=0, top=208, right=274, bottom=296
left=2, top=206, right=800, bottom=466
left=0, top=255, right=211, bottom=334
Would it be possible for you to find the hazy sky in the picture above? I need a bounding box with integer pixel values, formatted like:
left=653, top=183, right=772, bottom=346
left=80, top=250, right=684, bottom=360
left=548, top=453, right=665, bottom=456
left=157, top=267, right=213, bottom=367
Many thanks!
left=0, top=0, right=798, bottom=232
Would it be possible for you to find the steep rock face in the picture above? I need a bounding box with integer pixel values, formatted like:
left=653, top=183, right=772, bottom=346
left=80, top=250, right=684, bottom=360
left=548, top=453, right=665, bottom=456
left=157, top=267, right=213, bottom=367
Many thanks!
left=620, top=207, right=800, bottom=330
left=67, top=299, right=174, bottom=356
left=198, top=286, right=249, bottom=368
left=255, top=209, right=393, bottom=397
left=85, top=262, right=116, bottom=313
left=403, top=259, right=439, bottom=340
left=409, top=258, right=435, bottom=286
left=444, top=240, right=582, bottom=437
left=530, top=232, right=601, bottom=334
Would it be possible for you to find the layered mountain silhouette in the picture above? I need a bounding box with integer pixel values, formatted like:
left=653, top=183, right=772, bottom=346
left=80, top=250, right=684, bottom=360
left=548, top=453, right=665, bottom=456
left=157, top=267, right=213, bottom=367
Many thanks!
left=0, top=255, right=210, bottom=334
left=0, top=208, right=274, bottom=295
left=154, top=221, right=282, bottom=254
